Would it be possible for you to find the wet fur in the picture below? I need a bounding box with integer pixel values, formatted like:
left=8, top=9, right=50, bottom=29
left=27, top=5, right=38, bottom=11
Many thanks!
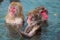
left=5, top=2, right=24, bottom=36
left=20, top=9, right=42, bottom=38
left=20, top=6, right=48, bottom=38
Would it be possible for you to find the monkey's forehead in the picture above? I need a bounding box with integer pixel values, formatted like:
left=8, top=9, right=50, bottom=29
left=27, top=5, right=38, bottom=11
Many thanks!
left=10, top=2, right=22, bottom=6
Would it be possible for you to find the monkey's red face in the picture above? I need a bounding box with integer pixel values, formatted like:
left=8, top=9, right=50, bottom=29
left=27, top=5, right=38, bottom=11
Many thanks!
left=39, top=10, right=48, bottom=21
left=9, top=6, right=16, bottom=16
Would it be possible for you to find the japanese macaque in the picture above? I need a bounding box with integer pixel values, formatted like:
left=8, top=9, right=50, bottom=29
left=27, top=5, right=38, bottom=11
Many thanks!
left=19, top=10, right=42, bottom=38
left=19, top=6, right=48, bottom=38
left=5, top=2, right=24, bottom=32
left=35, top=6, right=48, bottom=22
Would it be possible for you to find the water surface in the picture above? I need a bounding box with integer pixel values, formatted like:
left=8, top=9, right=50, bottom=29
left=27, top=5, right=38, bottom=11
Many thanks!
left=0, top=0, right=60, bottom=40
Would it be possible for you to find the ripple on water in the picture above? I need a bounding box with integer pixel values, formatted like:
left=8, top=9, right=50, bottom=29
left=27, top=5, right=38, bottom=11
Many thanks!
left=0, top=0, right=60, bottom=40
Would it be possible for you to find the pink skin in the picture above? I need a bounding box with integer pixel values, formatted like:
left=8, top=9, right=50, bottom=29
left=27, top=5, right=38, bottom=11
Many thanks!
left=27, top=15, right=32, bottom=24
left=9, top=6, right=16, bottom=16
left=39, top=10, right=48, bottom=21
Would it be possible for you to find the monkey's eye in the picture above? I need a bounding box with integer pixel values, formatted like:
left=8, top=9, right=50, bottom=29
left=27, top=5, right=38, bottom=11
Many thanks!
left=9, top=6, right=16, bottom=13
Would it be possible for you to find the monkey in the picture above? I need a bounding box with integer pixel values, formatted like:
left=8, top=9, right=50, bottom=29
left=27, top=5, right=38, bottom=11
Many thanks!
left=5, top=2, right=24, bottom=36
left=35, top=6, right=48, bottom=23
left=19, top=10, right=42, bottom=38
left=19, top=6, right=48, bottom=38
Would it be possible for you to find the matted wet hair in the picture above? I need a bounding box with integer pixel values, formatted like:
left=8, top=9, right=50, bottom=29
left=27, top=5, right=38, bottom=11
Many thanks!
left=27, top=9, right=39, bottom=16
left=35, top=6, right=48, bottom=14
left=35, top=6, right=45, bottom=10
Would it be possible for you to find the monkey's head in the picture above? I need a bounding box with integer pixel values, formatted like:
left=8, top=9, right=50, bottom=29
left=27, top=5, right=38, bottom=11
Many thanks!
left=8, top=2, right=22, bottom=16
left=35, top=6, right=46, bottom=13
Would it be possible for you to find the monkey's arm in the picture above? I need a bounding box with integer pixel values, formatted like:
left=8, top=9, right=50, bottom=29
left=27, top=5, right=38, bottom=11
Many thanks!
left=19, top=25, right=40, bottom=38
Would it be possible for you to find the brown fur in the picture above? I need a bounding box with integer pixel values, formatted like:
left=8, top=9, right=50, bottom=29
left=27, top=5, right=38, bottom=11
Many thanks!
left=20, top=9, right=42, bottom=38
left=26, top=6, right=48, bottom=33
left=27, top=10, right=38, bottom=17
left=22, top=6, right=48, bottom=38
left=5, top=2, right=24, bottom=23
left=5, top=2, right=24, bottom=36
left=35, top=6, right=48, bottom=14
